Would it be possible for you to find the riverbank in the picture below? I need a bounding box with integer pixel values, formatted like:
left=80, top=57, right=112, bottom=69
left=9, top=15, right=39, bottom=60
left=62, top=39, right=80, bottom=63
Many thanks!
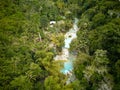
left=54, top=18, right=79, bottom=79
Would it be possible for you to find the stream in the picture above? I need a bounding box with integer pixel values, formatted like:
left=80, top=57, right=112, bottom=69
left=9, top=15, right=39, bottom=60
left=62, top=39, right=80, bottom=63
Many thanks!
left=54, top=18, right=79, bottom=83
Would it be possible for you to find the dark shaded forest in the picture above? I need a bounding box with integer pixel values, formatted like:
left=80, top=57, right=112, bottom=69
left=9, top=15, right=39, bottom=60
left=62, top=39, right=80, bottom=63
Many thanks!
left=0, top=0, right=120, bottom=90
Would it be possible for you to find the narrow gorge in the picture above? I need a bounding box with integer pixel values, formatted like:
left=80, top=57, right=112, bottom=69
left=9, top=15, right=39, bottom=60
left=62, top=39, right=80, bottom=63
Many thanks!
left=54, top=18, right=79, bottom=84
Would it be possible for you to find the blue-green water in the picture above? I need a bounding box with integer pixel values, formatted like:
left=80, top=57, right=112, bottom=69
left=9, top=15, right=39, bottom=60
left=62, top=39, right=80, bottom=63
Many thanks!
left=54, top=18, right=78, bottom=76
left=61, top=61, right=73, bottom=74
left=61, top=18, right=78, bottom=75
left=61, top=53, right=76, bottom=75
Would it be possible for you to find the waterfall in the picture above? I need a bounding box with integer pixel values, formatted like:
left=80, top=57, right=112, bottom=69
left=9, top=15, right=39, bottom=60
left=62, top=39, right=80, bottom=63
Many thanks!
left=54, top=18, right=79, bottom=78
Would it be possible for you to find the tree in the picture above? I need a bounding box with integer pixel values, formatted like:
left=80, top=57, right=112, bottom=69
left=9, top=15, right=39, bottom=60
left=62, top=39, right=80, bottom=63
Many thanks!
left=10, top=75, right=33, bottom=90
left=40, top=15, right=49, bottom=28
left=84, top=50, right=112, bottom=90
left=91, top=12, right=105, bottom=29
left=44, top=76, right=61, bottom=90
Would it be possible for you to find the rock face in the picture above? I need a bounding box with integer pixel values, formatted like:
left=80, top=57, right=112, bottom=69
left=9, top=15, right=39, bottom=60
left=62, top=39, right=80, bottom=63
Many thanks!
left=54, top=48, right=69, bottom=61
left=49, top=21, right=56, bottom=27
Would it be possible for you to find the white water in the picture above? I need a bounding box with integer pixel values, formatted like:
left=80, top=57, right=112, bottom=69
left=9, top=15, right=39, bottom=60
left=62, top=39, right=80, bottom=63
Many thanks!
left=54, top=18, right=79, bottom=76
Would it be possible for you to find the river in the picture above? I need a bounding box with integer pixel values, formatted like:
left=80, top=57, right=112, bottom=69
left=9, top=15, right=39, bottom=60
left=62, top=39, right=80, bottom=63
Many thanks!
left=54, top=18, right=79, bottom=84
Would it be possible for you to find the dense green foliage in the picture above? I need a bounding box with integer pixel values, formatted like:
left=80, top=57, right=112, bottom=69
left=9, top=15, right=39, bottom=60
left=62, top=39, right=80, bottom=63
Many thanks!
left=0, top=0, right=120, bottom=90
left=70, top=0, right=120, bottom=90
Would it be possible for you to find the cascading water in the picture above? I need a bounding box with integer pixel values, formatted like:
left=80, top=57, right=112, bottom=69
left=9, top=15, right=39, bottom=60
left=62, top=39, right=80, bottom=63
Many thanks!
left=54, top=18, right=79, bottom=83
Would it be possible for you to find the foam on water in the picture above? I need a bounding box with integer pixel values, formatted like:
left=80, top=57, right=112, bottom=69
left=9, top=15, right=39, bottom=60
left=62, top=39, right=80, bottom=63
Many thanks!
left=54, top=18, right=78, bottom=75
